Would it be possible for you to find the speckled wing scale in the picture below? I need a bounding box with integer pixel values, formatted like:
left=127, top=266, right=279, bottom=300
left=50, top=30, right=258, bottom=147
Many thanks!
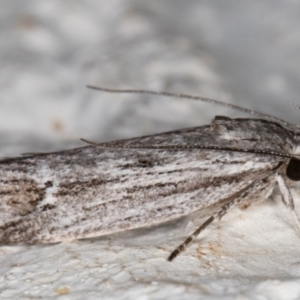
left=1, top=86, right=300, bottom=262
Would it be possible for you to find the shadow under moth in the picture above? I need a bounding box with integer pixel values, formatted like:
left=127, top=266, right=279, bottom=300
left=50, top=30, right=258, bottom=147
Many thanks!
left=1, top=85, right=300, bottom=261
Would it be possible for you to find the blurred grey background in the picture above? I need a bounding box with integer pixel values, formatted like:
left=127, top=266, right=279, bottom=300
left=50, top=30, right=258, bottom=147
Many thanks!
left=2, top=0, right=300, bottom=156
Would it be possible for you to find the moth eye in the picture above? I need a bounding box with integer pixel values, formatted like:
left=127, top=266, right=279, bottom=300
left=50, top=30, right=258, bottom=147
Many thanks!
left=286, top=159, right=300, bottom=181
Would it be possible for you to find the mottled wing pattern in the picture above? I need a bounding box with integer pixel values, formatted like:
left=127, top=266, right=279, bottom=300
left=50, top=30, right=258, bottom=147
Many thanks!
left=0, top=117, right=292, bottom=244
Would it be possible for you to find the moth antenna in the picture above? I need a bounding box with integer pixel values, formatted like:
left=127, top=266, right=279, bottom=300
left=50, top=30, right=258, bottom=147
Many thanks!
left=87, top=85, right=289, bottom=127
left=98, top=143, right=297, bottom=159
left=80, top=138, right=98, bottom=146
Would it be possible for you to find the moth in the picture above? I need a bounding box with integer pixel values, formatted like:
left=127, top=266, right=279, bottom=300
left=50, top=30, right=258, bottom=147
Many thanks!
left=1, top=85, right=300, bottom=262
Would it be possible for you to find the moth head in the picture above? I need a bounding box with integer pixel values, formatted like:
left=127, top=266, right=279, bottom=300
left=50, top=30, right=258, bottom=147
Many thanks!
left=286, top=159, right=300, bottom=181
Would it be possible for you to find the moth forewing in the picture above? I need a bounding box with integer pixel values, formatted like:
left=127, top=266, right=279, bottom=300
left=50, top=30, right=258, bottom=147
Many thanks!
left=0, top=144, right=281, bottom=243
left=1, top=86, right=300, bottom=261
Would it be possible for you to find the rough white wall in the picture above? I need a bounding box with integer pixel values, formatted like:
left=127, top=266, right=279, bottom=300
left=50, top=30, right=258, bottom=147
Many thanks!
left=1, top=1, right=300, bottom=299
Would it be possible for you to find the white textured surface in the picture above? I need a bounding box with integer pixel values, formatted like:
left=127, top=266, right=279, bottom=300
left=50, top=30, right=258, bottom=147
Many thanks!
left=2, top=1, right=300, bottom=299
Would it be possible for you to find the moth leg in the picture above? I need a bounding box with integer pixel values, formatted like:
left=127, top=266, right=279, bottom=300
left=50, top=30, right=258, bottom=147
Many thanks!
left=167, top=215, right=215, bottom=262
left=167, top=200, right=235, bottom=262
left=276, top=173, right=300, bottom=233
left=167, top=174, right=275, bottom=262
